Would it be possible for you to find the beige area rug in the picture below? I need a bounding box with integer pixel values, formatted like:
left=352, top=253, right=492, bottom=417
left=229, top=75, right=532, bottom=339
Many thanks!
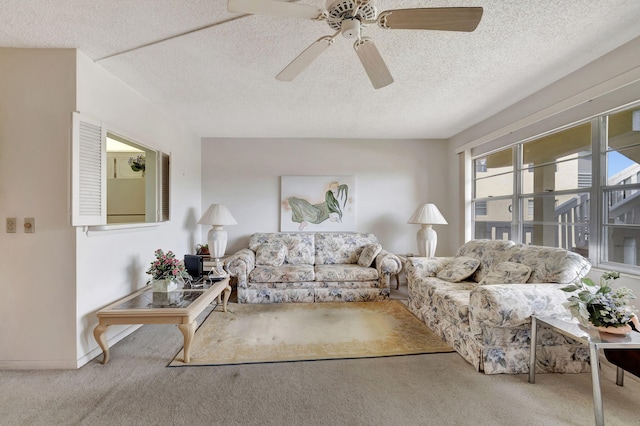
left=169, top=301, right=453, bottom=366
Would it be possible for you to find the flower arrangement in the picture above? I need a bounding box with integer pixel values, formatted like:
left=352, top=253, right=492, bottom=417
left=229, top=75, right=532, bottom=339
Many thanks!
left=561, top=271, right=638, bottom=329
left=146, top=249, right=190, bottom=282
left=128, top=154, right=145, bottom=174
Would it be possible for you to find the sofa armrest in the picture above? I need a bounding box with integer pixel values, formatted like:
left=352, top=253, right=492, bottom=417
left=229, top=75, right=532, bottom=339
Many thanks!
left=375, top=250, right=402, bottom=276
left=404, top=257, right=454, bottom=280
left=468, top=284, right=571, bottom=335
left=225, top=248, right=255, bottom=288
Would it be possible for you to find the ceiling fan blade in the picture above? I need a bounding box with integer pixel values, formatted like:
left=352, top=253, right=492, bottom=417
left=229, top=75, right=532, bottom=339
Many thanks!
left=228, top=0, right=324, bottom=20
left=354, top=38, right=393, bottom=90
left=378, top=7, right=483, bottom=32
left=276, top=37, right=333, bottom=81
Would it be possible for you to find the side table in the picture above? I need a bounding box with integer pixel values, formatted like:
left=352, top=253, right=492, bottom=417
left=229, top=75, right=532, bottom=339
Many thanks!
left=393, top=254, right=411, bottom=289
left=529, top=315, right=640, bottom=426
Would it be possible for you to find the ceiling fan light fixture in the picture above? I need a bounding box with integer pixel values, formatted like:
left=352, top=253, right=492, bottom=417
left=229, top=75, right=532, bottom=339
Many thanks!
left=341, top=18, right=360, bottom=38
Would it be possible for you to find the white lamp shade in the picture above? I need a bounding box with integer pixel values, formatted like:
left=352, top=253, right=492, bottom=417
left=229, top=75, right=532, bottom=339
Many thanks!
left=197, top=204, right=237, bottom=226
left=407, top=203, right=448, bottom=225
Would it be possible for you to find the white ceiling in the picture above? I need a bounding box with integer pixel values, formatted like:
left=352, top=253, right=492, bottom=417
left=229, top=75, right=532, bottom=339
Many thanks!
left=3, top=0, right=640, bottom=139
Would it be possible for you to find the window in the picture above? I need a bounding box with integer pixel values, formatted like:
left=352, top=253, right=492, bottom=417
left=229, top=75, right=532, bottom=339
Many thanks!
left=475, top=201, right=487, bottom=216
left=471, top=103, right=640, bottom=272
left=603, top=107, right=640, bottom=266
left=71, top=112, right=170, bottom=227
left=473, top=148, right=514, bottom=240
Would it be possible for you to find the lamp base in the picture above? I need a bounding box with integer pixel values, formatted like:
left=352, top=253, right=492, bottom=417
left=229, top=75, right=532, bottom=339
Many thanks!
left=417, top=224, right=438, bottom=258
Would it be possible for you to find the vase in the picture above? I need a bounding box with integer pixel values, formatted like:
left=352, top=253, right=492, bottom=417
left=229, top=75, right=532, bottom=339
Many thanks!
left=593, top=324, right=633, bottom=335
left=152, top=278, right=178, bottom=292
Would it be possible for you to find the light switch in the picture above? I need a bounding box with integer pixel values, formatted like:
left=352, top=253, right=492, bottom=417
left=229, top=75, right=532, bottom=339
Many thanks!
left=24, top=217, right=35, bottom=233
left=6, top=218, right=16, bottom=233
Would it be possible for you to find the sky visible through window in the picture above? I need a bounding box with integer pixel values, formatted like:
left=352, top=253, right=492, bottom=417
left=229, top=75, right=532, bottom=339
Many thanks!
left=608, top=151, right=635, bottom=178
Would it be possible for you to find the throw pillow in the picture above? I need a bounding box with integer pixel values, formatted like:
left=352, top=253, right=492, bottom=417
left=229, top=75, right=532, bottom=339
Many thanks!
left=478, top=262, right=533, bottom=285
left=358, top=243, right=382, bottom=267
left=255, top=243, right=287, bottom=267
left=436, top=256, right=481, bottom=283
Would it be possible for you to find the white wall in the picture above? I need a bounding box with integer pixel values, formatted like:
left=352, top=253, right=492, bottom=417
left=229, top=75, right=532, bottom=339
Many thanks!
left=0, top=48, right=201, bottom=369
left=0, top=48, right=78, bottom=368
left=200, top=138, right=451, bottom=257
left=74, top=51, right=201, bottom=366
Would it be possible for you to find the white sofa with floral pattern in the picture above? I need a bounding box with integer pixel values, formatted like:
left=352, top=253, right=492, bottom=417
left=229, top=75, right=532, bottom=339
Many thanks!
left=226, top=232, right=402, bottom=303
left=406, top=239, right=592, bottom=374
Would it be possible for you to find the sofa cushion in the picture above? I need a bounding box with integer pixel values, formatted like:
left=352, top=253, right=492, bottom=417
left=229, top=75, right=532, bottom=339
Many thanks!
left=436, top=256, right=481, bottom=282
left=430, top=281, right=478, bottom=326
left=248, top=264, right=314, bottom=283
left=456, top=240, right=517, bottom=283
left=315, top=232, right=379, bottom=265
left=249, top=233, right=315, bottom=265
left=255, top=242, right=287, bottom=266
left=358, top=243, right=382, bottom=267
left=315, top=264, right=379, bottom=282
left=502, top=245, right=591, bottom=283
left=478, top=262, right=532, bottom=285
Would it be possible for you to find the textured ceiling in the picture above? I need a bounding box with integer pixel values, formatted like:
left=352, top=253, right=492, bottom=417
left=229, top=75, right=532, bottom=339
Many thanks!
left=3, top=0, right=640, bottom=139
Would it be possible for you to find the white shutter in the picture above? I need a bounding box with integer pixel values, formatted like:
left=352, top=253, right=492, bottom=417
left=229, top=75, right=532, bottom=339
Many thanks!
left=159, top=152, right=170, bottom=222
left=71, top=112, right=106, bottom=226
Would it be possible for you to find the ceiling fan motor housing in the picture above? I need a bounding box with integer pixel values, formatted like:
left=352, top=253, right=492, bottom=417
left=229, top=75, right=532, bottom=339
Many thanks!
left=341, top=18, right=360, bottom=38
left=326, top=0, right=377, bottom=31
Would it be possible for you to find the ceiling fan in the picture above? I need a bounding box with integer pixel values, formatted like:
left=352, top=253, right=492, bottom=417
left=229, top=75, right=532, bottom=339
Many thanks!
left=227, top=0, right=483, bottom=89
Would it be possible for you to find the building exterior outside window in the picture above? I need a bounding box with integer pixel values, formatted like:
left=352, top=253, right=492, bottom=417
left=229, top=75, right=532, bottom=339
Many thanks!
left=471, top=104, right=640, bottom=272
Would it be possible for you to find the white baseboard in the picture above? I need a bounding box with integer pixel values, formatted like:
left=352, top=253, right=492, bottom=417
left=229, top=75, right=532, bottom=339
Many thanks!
left=0, top=359, right=79, bottom=370
left=75, top=324, right=143, bottom=368
left=0, top=324, right=143, bottom=370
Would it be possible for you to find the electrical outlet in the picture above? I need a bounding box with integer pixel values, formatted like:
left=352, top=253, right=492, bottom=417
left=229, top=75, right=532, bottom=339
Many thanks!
left=6, top=218, right=16, bottom=233
left=24, top=217, right=35, bottom=233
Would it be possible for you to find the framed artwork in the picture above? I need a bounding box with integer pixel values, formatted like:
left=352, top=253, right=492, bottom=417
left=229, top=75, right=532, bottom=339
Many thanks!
left=281, top=176, right=356, bottom=232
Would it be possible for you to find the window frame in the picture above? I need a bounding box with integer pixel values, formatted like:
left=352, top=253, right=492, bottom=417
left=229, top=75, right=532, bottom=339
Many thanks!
left=470, top=102, right=640, bottom=274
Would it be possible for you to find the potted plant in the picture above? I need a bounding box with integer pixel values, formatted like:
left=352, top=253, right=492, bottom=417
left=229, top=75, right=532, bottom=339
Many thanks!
left=561, top=271, right=639, bottom=334
left=128, top=154, right=146, bottom=175
left=146, top=249, right=190, bottom=292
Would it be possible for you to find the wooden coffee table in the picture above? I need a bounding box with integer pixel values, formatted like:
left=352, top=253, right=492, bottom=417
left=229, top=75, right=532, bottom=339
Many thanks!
left=93, top=277, right=231, bottom=364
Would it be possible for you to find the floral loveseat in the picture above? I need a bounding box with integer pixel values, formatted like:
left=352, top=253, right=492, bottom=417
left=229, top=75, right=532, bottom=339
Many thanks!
left=406, top=239, right=592, bottom=374
left=226, top=232, right=402, bottom=303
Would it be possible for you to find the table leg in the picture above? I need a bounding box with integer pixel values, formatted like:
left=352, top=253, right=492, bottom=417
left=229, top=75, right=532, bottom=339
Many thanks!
left=590, top=343, right=605, bottom=426
left=93, top=324, right=111, bottom=365
left=529, top=316, right=537, bottom=384
left=222, top=285, right=231, bottom=313
left=178, top=321, right=197, bottom=363
left=616, top=366, right=624, bottom=386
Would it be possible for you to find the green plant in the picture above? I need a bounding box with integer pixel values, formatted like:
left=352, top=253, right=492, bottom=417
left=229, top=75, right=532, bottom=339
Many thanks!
left=128, top=154, right=145, bottom=173
left=146, top=249, right=190, bottom=281
left=561, top=271, right=637, bottom=328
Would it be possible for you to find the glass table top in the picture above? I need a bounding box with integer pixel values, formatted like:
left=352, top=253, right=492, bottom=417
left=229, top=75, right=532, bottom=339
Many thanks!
left=112, top=281, right=223, bottom=310
left=534, top=315, right=640, bottom=347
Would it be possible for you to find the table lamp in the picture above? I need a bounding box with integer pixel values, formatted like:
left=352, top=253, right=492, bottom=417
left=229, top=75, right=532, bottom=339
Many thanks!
left=408, top=203, right=448, bottom=257
left=197, top=204, right=237, bottom=278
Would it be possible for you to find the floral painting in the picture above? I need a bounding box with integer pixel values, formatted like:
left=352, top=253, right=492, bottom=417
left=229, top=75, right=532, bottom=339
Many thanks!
left=281, top=176, right=356, bottom=232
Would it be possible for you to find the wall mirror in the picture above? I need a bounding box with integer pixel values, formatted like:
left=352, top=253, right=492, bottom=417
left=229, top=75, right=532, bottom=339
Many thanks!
left=71, top=112, right=170, bottom=228
left=106, top=133, right=158, bottom=224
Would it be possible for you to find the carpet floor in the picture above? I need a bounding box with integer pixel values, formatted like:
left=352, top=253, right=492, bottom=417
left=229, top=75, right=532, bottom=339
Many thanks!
left=170, top=300, right=453, bottom=366
left=3, top=285, right=640, bottom=425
